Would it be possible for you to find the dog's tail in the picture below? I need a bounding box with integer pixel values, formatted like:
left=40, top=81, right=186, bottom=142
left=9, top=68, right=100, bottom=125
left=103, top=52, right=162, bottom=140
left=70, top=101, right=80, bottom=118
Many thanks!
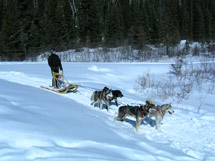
left=146, top=98, right=155, bottom=105
left=90, top=91, right=95, bottom=101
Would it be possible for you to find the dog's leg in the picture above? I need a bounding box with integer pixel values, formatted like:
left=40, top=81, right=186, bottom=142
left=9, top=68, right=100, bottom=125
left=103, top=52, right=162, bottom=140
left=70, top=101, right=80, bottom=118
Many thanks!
left=114, top=116, right=119, bottom=122
left=105, top=101, right=109, bottom=111
left=114, top=114, right=126, bottom=122
left=99, top=102, right=103, bottom=110
left=141, top=116, right=146, bottom=124
left=115, top=98, right=118, bottom=106
left=156, top=119, right=162, bottom=132
left=92, top=101, right=95, bottom=107
left=99, top=100, right=103, bottom=110
left=136, top=118, right=141, bottom=134
left=121, top=114, right=128, bottom=122
left=148, top=114, right=152, bottom=125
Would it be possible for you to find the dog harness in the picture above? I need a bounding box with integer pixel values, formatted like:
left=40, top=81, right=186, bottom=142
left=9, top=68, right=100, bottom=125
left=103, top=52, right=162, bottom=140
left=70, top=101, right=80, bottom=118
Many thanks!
left=139, top=107, right=144, bottom=118
left=127, top=105, right=144, bottom=118
left=154, top=105, right=165, bottom=117
left=155, top=106, right=160, bottom=110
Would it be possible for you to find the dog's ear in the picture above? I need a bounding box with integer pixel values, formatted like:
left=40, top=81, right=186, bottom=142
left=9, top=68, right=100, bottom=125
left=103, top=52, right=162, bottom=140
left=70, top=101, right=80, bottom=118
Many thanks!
left=103, top=87, right=109, bottom=91
left=146, top=100, right=149, bottom=105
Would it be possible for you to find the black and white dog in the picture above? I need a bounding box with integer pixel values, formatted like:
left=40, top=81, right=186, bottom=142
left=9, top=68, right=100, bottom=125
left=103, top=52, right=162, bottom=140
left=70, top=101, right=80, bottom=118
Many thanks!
left=90, top=87, right=124, bottom=111
left=90, top=87, right=113, bottom=111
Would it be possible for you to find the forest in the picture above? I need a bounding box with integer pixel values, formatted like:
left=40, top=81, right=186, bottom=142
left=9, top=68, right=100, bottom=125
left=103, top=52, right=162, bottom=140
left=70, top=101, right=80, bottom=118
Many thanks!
left=0, top=0, right=215, bottom=60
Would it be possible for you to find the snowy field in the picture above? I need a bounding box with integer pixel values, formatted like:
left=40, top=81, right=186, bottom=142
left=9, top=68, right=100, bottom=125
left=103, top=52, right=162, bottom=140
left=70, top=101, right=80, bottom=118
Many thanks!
left=0, top=61, right=215, bottom=161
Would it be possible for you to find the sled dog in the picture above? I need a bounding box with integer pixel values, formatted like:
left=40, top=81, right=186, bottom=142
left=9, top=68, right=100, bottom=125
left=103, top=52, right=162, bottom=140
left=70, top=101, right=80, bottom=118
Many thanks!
left=100, top=87, right=124, bottom=106
left=148, top=104, right=174, bottom=132
left=111, top=90, right=124, bottom=106
left=90, top=87, right=113, bottom=111
left=114, top=98, right=155, bottom=134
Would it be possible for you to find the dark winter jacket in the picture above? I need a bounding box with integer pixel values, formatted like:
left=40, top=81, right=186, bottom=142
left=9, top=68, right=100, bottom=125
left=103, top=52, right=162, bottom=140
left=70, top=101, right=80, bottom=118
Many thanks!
left=48, top=54, right=63, bottom=71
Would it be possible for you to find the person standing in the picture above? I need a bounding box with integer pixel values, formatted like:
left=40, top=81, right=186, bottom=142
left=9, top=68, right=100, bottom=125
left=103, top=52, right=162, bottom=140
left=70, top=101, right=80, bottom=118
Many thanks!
left=48, top=48, right=63, bottom=88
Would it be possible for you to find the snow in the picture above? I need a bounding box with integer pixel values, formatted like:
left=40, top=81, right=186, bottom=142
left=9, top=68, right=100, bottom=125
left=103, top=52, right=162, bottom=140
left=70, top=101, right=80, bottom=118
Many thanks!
left=0, top=61, right=215, bottom=161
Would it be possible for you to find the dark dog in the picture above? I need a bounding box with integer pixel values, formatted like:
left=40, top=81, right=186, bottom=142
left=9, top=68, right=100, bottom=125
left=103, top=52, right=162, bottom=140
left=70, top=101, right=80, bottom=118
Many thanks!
left=90, top=87, right=113, bottom=111
left=96, top=87, right=124, bottom=106
left=114, top=99, right=155, bottom=134
left=111, top=90, right=124, bottom=106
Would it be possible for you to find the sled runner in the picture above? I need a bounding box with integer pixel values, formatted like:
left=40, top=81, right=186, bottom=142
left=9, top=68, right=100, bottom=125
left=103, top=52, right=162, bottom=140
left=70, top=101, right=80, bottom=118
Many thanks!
left=41, top=72, right=78, bottom=94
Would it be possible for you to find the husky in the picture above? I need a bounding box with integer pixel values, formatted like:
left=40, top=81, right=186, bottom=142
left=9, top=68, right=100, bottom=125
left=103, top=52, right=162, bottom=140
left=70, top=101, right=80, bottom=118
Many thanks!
left=90, top=87, right=113, bottom=111
left=148, top=104, right=174, bottom=132
left=111, top=90, right=124, bottom=106
left=114, top=98, right=155, bottom=134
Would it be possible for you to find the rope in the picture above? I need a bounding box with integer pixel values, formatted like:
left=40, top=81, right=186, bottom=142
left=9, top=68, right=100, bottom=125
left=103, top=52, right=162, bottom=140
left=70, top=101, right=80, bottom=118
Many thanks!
left=52, top=71, right=77, bottom=86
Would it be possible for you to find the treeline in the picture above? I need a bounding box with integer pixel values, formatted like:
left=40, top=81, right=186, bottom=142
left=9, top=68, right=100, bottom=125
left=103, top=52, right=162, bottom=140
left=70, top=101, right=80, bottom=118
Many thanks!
left=0, top=0, right=215, bottom=60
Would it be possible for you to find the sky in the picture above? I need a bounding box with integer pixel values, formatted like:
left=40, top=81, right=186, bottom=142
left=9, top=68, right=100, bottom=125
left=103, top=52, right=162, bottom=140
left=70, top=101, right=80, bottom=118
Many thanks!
left=0, top=61, right=215, bottom=161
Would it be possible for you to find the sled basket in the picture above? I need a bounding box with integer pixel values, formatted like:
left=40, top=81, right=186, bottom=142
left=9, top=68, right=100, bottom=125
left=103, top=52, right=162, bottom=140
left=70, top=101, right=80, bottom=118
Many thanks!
left=41, top=72, right=78, bottom=94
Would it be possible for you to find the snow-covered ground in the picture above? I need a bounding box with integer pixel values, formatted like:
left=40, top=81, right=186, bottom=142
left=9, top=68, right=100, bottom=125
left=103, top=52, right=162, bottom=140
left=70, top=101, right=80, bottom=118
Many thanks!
left=0, top=62, right=215, bottom=161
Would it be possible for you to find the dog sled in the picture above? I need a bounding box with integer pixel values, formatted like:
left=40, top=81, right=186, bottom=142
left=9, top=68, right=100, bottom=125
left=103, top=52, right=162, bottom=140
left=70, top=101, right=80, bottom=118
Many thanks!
left=41, top=72, right=78, bottom=94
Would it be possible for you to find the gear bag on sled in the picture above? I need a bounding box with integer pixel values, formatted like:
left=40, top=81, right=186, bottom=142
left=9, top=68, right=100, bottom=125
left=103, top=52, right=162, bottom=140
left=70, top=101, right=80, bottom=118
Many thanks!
left=41, top=72, right=78, bottom=94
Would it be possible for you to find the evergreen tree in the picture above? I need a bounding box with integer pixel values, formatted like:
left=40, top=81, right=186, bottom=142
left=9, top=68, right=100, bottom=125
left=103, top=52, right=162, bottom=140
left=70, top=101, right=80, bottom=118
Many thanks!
left=179, top=0, right=191, bottom=40
left=0, top=0, right=3, bottom=30
left=77, top=0, right=101, bottom=47
left=45, top=0, right=58, bottom=48
left=77, top=0, right=90, bottom=46
left=145, top=0, right=160, bottom=44
left=53, top=0, right=77, bottom=49
left=0, top=0, right=215, bottom=60
left=139, top=0, right=151, bottom=44
left=104, top=3, right=124, bottom=47
left=193, top=2, right=204, bottom=41
left=129, top=0, right=141, bottom=47
left=27, top=1, right=43, bottom=54
left=205, top=0, right=215, bottom=41
left=0, top=0, right=3, bottom=57
left=119, top=0, right=132, bottom=44
left=55, top=0, right=68, bottom=48
left=87, top=0, right=102, bottom=47
left=1, top=0, right=23, bottom=60
left=35, top=1, right=48, bottom=50
left=62, top=0, right=77, bottom=48
left=166, top=0, right=180, bottom=45
left=17, top=0, right=35, bottom=58
left=203, top=8, right=212, bottom=41
left=28, top=19, right=42, bottom=53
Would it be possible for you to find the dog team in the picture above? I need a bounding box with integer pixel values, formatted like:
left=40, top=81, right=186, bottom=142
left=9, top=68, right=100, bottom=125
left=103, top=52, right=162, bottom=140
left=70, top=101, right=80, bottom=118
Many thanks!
left=91, top=87, right=174, bottom=134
